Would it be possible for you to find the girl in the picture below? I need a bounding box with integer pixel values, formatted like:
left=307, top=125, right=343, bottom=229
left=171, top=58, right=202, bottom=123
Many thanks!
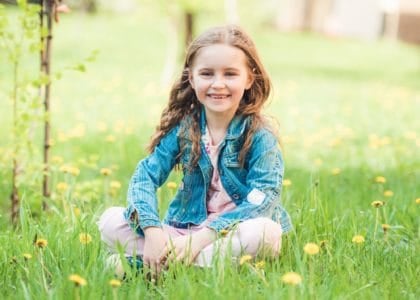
left=98, top=25, right=292, bottom=276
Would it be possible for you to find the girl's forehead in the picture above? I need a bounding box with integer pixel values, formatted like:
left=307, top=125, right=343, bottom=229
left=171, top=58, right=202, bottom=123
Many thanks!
left=192, top=44, right=248, bottom=68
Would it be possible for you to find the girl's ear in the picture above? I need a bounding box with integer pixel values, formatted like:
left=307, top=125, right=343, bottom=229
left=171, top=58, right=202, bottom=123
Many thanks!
left=187, top=68, right=195, bottom=90
left=245, top=71, right=255, bottom=90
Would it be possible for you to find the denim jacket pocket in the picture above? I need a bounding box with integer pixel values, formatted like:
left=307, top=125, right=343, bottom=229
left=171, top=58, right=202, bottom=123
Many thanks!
left=223, top=152, right=241, bottom=167
left=223, top=152, right=247, bottom=181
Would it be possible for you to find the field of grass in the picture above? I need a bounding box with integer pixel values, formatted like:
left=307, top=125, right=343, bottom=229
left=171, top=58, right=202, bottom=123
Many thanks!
left=0, top=3, right=419, bottom=299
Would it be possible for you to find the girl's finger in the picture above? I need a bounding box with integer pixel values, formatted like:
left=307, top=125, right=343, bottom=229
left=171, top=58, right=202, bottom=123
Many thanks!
left=148, top=261, right=162, bottom=283
left=155, top=260, right=162, bottom=277
left=159, top=246, right=169, bottom=263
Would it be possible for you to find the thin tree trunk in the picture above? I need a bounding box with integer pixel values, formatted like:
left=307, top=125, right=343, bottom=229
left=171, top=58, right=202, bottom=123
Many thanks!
left=11, top=59, right=20, bottom=225
left=41, top=0, right=54, bottom=210
left=185, top=11, right=194, bottom=48
left=302, top=0, right=315, bottom=31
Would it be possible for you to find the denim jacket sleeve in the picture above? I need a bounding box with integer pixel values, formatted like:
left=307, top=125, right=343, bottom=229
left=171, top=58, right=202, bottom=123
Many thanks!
left=126, top=125, right=180, bottom=230
left=208, top=129, right=284, bottom=232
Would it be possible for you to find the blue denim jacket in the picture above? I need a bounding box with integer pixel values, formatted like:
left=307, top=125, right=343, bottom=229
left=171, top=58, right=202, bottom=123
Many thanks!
left=123, top=111, right=292, bottom=234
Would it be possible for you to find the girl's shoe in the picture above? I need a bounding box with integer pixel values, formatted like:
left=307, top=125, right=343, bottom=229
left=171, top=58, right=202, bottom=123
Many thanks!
left=126, top=256, right=144, bottom=270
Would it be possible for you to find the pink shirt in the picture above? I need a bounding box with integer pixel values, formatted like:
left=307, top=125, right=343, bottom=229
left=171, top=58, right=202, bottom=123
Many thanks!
left=202, top=127, right=236, bottom=223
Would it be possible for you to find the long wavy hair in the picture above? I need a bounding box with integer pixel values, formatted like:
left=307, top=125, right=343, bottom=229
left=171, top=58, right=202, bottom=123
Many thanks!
left=148, top=25, right=273, bottom=168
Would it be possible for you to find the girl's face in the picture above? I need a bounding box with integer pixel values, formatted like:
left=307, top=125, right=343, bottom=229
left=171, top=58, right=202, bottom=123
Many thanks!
left=189, top=44, right=253, bottom=120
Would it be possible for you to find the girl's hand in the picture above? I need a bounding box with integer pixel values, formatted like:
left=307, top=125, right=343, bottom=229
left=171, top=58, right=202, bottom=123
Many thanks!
left=143, top=227, right=168, bottom=278
left=162, top=227, right=216, bottom=265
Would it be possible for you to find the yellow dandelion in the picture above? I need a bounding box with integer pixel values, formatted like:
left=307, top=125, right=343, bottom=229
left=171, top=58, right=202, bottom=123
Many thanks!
left=109, top=279, right=122, bottom=288
left=110, top=180, right=121, bottom=190
left=283, top=179, right=292, bottom=187
left=303, top=243, right=320, bottom=255
left=314, top=158, right=323, bottom=166
left=23, top=253, right=32, bottom=260
left=56, top=182, right=69, bottom=193
left=68, top=166, right=80, bottom=177
left=68, top=274, right=87, bottom=287
left=100, top=168, right=112, bottom=176
left=331, top=168, right=341, bottom=175
left=219, top=229, right=229, bottom=237
left=79, top=233, right=92, bottom=245
left=60, top=165, right=72, bottom=173
left=57, top=132, right=69, bottom=142
left=239, top=254, right=252, bottom=265
left=375, top=176, right=386, bottom=183
left=105, top=135, right=116, bottom=143
left=415, top=198, right=420, bottom=204
left=383, top=190, right=393, bottom=197
left=352, top=235, right=365, bottom=244
left=381, top=224, right=391, bottom=232
left=52, top=156, right=64, bottom=164
left=371, top=200, right=385, bottom=208
left=166, top=181, right=177, bottom=189
left=281, top=272, right=302, bottom=286
left=73, top=207, right=81, bottom=217
left=35, top=238, right=48, bottom=248
left=255, top=260, right=265, bottom=269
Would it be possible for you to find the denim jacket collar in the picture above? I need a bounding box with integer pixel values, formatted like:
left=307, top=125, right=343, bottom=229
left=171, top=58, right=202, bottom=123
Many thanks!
left=199, top=106, right=249, bottom=140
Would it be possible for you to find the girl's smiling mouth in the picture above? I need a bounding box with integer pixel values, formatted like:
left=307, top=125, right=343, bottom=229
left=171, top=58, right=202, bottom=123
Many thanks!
left=207, top=94, right=231, bottom=99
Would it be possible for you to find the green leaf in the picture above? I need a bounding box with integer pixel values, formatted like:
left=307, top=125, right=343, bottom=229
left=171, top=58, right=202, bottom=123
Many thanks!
left=31, top=79, right=41, bottom=88
left=39, top=73, right=50, bottom=85
left=29, top=42, right=43, bottom=53
left=85, top=49, right=100, bottom=62
left=72, top=64, right=86, bottom=72
left=21, top=112, right=30, bottom=121
left=16, top=0, right=28, bottom=10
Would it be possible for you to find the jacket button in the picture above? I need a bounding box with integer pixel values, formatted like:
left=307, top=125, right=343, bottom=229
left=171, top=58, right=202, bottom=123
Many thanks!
left=232, top=194, right=239, bottom=199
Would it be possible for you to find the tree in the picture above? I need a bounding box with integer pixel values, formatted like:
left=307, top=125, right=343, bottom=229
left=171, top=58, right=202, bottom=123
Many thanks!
left=0, top=0, right=43, bottom=224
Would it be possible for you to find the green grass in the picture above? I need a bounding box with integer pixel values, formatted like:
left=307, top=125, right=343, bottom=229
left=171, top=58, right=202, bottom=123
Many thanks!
left=1, top=4, right=419, bottom=300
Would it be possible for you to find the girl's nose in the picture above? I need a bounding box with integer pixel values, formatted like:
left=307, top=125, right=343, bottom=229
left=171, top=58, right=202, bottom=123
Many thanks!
left=211, top=76, right=226, bottom=88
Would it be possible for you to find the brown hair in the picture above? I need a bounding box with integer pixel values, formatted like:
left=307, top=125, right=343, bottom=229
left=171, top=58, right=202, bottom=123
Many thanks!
left=148, top=25, right=273, bottom=167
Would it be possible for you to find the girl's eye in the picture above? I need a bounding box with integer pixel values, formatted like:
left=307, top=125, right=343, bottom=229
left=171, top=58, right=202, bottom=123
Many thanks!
left=200, top=72, right=212, bottom=76
left=225, top=72, right=237, bottom=77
